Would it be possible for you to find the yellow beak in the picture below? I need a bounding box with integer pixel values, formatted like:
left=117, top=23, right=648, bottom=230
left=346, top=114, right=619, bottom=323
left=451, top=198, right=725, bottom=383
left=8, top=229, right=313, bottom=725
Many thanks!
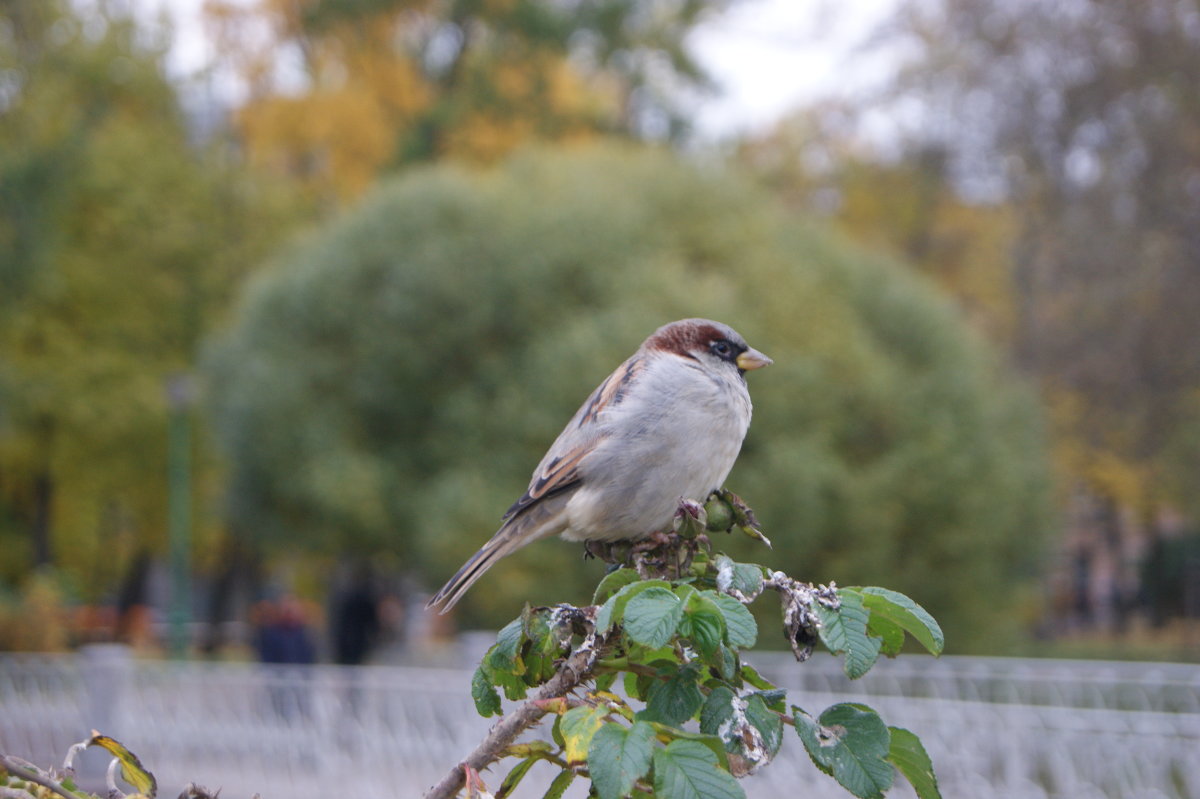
left=736, top=348, right=772, bottom=371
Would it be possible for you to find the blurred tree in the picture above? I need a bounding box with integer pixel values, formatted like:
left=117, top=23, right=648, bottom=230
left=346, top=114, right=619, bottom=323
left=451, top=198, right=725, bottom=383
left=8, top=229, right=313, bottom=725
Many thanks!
left=738, top=106, right=1019, bottom=344
left=0, top=0, right=305, bottom=598
left=203, top=0, right=726, bottom=203
left=874, top=0, right=1200, bottom=518
left=206, top=145, right=1053, bottom=651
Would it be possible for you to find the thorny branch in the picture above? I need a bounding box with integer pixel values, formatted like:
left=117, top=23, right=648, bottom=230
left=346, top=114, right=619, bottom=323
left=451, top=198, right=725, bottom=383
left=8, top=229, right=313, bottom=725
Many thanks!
left=423, top=626, right=607, bottom=799
left=0, top=755, right=84, bottom=799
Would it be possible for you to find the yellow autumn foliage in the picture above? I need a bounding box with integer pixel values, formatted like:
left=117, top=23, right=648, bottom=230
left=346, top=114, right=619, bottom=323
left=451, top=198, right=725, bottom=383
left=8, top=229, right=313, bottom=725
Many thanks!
left=204, top=0, right=621, bottom=202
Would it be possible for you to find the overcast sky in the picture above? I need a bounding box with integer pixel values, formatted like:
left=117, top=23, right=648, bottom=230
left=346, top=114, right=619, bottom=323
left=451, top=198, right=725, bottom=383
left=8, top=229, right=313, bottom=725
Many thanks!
left=143, top=0, right=897, bottom=140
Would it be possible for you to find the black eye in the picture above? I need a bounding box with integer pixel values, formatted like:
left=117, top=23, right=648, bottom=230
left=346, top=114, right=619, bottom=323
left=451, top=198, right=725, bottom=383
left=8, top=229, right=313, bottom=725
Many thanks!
left=711, top=340, right=732, bottom=357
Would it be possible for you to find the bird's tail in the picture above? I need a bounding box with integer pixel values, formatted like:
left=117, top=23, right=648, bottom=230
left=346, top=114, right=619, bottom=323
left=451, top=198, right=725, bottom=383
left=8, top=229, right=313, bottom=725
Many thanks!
left=425, top=499, right=566, bottom=614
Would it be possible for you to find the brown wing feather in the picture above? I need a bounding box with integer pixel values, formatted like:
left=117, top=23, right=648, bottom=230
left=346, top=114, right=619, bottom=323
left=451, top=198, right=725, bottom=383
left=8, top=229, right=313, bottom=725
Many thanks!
left=427, top=491, right=571, bottom=612
left=503, top=354, right=645, bottom=520
left=426, top=350, right=648, bottom=612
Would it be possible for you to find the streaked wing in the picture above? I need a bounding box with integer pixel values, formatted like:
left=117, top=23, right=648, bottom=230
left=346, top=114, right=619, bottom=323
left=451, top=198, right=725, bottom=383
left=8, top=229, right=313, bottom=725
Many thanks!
left=502, top=353, right=646, bottom=520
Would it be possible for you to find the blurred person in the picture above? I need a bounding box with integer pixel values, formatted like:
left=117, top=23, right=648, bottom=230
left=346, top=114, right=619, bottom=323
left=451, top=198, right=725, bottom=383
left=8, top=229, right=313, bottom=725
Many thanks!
left=254, top=592, right=315, bottom=720
left=331, top=564, right=379, bottom=666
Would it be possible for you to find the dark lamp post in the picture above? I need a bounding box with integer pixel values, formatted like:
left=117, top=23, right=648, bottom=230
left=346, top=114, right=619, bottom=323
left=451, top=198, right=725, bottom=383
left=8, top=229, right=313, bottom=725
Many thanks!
left=166, top=373, right=193, bottom=659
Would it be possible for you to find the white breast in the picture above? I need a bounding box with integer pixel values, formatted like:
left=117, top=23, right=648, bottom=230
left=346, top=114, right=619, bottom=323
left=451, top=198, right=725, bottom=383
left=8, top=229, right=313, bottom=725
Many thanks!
left=562, top=355, right=752, bottom=542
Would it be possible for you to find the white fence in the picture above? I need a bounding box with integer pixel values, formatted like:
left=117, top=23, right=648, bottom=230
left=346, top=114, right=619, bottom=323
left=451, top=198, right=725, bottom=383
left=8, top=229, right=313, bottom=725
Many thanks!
left=1, top=648, right=1197, bottom=798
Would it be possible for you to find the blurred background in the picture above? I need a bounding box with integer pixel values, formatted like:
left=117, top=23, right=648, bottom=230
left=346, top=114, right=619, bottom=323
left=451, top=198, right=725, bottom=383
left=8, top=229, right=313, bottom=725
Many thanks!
left=1, top=0, right=1199, bottom=796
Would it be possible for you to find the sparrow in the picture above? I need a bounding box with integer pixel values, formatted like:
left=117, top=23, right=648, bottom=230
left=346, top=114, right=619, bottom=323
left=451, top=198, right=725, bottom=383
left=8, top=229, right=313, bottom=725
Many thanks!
left=426, top=318, right=772, bottom=613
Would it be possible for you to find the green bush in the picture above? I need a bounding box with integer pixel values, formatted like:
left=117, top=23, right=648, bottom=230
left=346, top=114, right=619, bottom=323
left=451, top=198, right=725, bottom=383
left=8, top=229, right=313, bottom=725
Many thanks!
left=206, top=144, right=1053, bottom=651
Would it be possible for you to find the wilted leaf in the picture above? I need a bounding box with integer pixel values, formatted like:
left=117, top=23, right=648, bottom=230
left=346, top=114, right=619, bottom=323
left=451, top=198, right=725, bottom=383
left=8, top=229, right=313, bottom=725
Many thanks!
left=560, top=705, right=608, bottom=765
left=82, top=733, right=158, bottom=797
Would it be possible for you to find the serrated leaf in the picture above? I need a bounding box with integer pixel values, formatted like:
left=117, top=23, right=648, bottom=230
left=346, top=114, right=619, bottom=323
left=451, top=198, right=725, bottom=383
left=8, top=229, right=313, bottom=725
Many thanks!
left=560, top=705, right=608, bottom=765
left=749, top=687, right=787, bottom=711
left=673, top=584, right=699, bottom=605
left=588, top=722, right=655, bottom=799
left=623, top=587, right=685, bottom=648
left=713, top=645, right=738, bottom=681
left=543, top=768, right=575, bottom=799
left=888, top=726, right=941, bottom=799
left=738, top=662, right=775, bottom=691
left=497, top=757, right=538, bottom=798
left=683, top=594, right=725, bottom=658
left=498, top=670, right=530, bottom=700
left=488, top=618, right=526, bottom=674
left=596, top=579, right=674, bottom=633
left=860, top=587, right=945, bottom=655
left=471, top=666, right=502, bottom=717
left=594, top=568, right=642, bottom=604
left=652, top=739, right=746, bottom=799
left=641, top=663, right=704, bottom=726
left=699, top=685, right=736, bottom=740
left=709, top=593, right=757, bottom=649
left=744, top=694, right=783, bottom=757
left=647, top=723, right=733, bottom=771
left=625, top=670, right=649, bottom=701
left=793, top=704, right=893, bottom=799
left=816, top=590, right=882, bottom=679
left=867, top=613, right=905, bottom=657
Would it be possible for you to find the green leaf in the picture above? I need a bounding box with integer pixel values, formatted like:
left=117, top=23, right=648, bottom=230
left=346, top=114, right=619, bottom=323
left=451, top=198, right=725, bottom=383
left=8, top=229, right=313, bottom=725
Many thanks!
left=596, top=579, right=673, bottom=633
left=625, top=670, right=647, bottom=701
left=497, top=756, right=538, bottom=798
left=739, top=662, right=775, bottom=691
left=647, top=724, right=733, bottom=772
left=641, top=663, right=704, bottom=726
left=816, top=589, right=882, bottom=679
left=594, top=567, right=642, bottom=604
left=471, top=666, right=502, bottom=717
left=493, top=666, right=530, bottom=701
left=683, top=594, right=725, bottom=658
left=698, top=685, right=736, bottom=741
left=867, top=613, right=905, bottom=657
left=749, top=688, right=787, bottom=712
left=709, top=593, right=757, bottom=650
left=793, top=703, right=893, bottom=799
left=713, top=645, right=738, bottom=682
left=887, top=726, right=941, bottom=799
left=487, top=618, right=526, bottom=674
left=560, top=705, right=609, bottom=765
left=588, top=721, right=656, bottom=799
left=543, top=768, right=576, bottom=799
left=860, top=587, right=945, bottom=655
left=744, top=694, right=783, bottom=757
left=623, top=587, right=685, bottom=648
left=652, top=739, right=746, bottom=799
